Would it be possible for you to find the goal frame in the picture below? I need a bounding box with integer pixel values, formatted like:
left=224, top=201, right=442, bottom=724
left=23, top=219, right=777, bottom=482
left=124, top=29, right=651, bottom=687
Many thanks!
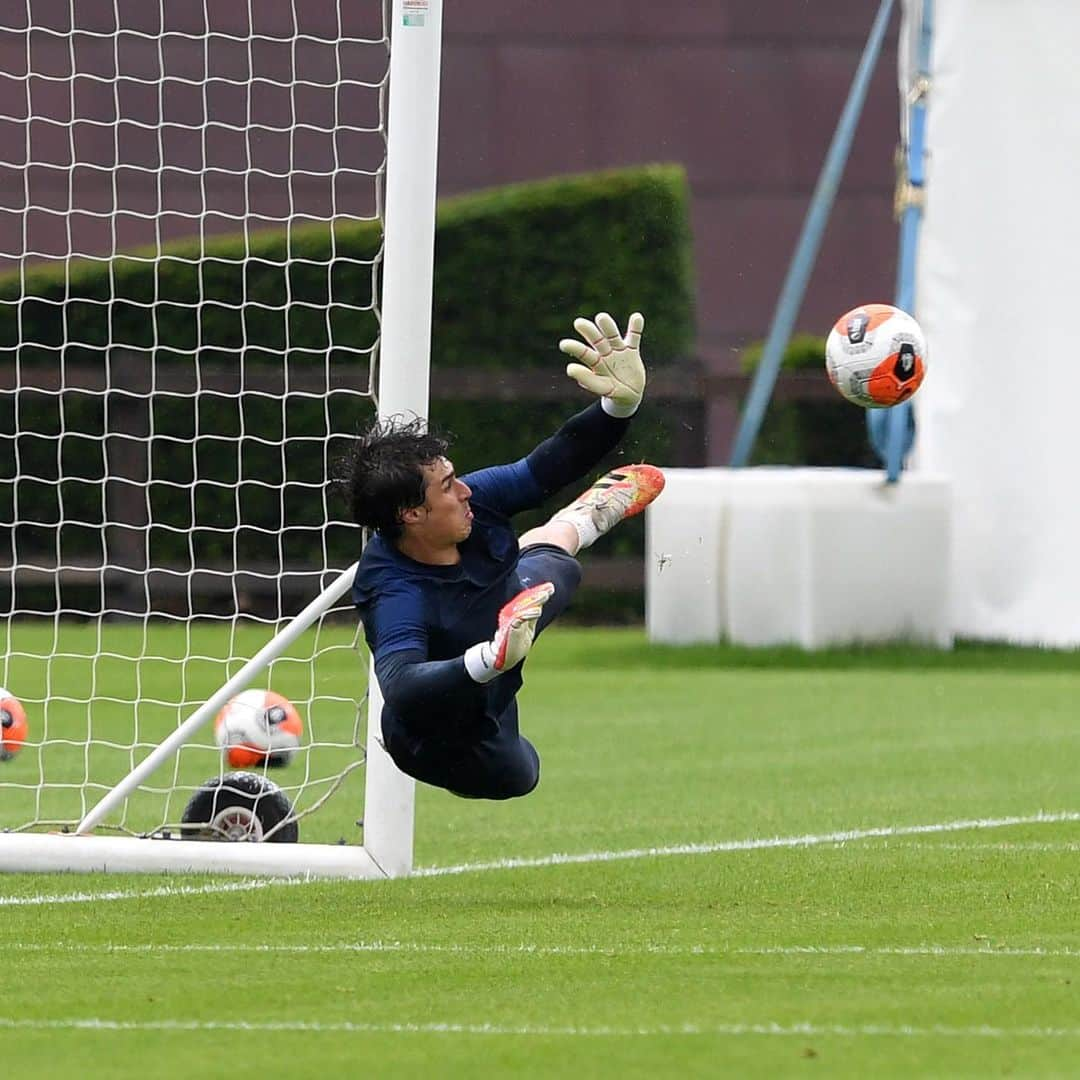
left=0, top=0, right=442, bottom=879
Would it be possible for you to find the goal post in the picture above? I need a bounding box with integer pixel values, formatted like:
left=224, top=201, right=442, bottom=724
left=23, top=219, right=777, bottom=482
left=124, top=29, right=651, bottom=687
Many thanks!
left=0, top=0, right=443, bottom=878
left=361, top=0, right=446, bottom=879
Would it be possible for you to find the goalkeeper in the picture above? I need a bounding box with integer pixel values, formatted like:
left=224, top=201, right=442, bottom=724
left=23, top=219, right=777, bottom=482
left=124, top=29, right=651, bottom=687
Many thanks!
left=345, top=312, right=664, bottom=800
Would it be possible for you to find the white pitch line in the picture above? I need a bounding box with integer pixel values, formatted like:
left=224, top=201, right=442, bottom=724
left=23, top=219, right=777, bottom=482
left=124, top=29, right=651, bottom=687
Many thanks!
left=7, top=941, right=1080, bottom=960
left=412, top=809, right=1080, bottom=877
left=0, top=876, right=309, bottom=908
left=743, top=945, right=1080, bottom=959
left=874, top=841, right=1080, bottom=852
left=1, top=1017, right=1080, bottom=1040
left=3, top=808, right=1078, bottom=908
left=0, top=941, right=647, bottom=957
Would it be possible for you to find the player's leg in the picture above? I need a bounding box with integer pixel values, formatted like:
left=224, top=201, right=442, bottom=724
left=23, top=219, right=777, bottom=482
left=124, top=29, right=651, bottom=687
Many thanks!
left=514, top=464, right=665, bottom=634
left=517, top=519, right=580, bottom=555
left=514, top=543, right=581, bottom=635
left=444, top=708, right=540, bottom=800
left=386, top=702, right=540, bottom=800
left=518, top=463, right=665, bottom=554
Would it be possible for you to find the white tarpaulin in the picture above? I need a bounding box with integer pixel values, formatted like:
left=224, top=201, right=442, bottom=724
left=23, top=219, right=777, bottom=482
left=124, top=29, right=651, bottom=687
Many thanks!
left=909, top=0, right=1080, bottom=644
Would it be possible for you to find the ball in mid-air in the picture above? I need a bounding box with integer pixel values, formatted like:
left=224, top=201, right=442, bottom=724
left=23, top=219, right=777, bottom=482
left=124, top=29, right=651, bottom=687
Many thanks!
left=214, top=689, right=303, bottom=768
left=825, top=303, right=927, bottom=408
left=0, top=688, right=28, bottom=761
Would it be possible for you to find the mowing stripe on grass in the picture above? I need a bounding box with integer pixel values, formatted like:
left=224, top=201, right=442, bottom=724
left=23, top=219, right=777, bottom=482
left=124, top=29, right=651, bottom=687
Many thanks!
left=3, top=808, right=1078, bottom=907
left=2, top=1017, right=1080, bottom=1039
left=8, top=941, right=1080, bottom=960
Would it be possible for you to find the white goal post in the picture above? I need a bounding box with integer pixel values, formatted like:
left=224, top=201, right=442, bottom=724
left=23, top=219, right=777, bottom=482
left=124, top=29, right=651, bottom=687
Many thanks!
left=0, top=0, right=442, bottom=877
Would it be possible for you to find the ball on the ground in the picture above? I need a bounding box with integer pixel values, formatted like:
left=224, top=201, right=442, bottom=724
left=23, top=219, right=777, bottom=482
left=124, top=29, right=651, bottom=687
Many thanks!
left=825, top=303, right=927, bottom=408
left=0, top=688, right=28, bottom=761
left=214, top=689, right=303, bottom=768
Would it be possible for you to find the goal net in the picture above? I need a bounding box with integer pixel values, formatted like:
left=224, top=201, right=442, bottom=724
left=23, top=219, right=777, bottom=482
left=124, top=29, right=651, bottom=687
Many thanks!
left=0, top=0, right=434, bottom=875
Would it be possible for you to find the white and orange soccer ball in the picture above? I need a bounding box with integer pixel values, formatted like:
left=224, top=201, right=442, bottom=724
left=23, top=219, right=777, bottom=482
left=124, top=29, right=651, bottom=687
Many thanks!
left=825, top=303, right=927, bottom=409
left=214, top=689, right=303, bottom=768
left=0, top=688, right=28, bottom=762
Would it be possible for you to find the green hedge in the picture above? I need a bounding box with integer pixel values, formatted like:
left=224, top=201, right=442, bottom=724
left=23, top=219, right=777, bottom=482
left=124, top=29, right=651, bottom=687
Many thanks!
left=431, top=165, right=693, bottom=368
left=0, top=164, right=693, bottom=369
left=740, top=334, right=877, bottom=467
left=1, top=165, right=695, bottom=615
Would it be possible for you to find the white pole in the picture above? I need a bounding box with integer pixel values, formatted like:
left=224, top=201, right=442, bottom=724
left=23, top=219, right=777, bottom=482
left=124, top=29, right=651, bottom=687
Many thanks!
left=0, top=831, right=386, bottom=879
left=75, top=564, right=358, bottom=835
left=361, top=0, right=444, bottom=877
left=378, top=0, right=441, bottom=419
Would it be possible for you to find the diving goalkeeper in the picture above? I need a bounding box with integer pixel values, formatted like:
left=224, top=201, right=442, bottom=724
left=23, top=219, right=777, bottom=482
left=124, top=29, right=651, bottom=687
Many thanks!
left=344, top=312, right=664, bottom=800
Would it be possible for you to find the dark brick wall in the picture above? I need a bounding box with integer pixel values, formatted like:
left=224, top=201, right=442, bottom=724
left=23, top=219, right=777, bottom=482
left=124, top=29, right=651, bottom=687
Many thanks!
left=438, top=1, right=902, bottom=459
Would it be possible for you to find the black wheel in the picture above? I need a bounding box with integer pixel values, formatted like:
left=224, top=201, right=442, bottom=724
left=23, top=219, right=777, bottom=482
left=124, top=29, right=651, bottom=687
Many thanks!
left=180, top=771, right=299, bottom=843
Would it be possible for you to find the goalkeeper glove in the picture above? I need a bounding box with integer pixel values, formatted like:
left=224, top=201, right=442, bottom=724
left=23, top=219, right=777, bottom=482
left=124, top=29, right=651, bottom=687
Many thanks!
left=559, top=311, right=646, bottom=417
left=463, top=582, right=555, bottom=684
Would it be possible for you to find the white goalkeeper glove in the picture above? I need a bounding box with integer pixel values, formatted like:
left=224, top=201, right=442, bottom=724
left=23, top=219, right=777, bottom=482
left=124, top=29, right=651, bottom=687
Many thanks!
left=559, top=311, right=646, bottom=418
left=463, top=582, right=555, bottom=684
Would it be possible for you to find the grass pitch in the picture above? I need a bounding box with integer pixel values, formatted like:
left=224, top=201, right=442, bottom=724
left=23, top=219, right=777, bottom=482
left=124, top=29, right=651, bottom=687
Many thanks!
left=3, top=627, right=1080, bottom=1077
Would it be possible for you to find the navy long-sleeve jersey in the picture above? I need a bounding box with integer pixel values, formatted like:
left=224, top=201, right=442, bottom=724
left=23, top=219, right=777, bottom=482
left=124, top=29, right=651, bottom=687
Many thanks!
left=351, top=402, right=630, bottom=752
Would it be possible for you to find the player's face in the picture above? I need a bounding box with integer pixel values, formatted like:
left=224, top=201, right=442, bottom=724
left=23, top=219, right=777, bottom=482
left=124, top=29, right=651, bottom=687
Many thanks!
left=413, top=457, right=473, bottom=547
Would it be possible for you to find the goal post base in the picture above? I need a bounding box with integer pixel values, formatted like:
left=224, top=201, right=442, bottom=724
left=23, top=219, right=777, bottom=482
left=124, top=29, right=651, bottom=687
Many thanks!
left=0, top=833, right=396, bottom=880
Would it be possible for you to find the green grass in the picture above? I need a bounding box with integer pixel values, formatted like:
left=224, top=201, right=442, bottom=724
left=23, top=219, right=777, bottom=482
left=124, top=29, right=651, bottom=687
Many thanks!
left=3, top=626, right=1080, bottom=1077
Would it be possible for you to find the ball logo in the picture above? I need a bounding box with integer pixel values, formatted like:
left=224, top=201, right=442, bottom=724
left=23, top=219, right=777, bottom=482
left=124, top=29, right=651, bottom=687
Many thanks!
left=894, top=343, right=917, bottom=381
left=846, top=311, right=869, bottom=344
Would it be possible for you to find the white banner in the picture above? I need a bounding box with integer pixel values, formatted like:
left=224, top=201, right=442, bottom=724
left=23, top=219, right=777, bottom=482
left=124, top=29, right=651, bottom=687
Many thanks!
left=909, top=0, right=1080, bottom=644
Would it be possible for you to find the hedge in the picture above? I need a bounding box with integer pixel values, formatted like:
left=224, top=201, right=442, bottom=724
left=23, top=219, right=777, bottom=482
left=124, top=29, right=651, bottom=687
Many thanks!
left=0, top=163, right=693, bottom=369
left=1, top=165, right=696, bottom=614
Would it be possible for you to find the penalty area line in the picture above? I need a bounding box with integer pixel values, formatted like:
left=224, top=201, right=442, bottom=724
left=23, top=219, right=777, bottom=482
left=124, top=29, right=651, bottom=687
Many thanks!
left=1, top=809, right=1077, bottom=907
left=413, top=809, right=1080, bottom=877
left=0, top=876, right=311, bottom=908
left=1, top=1017, right=1080, bottom=1040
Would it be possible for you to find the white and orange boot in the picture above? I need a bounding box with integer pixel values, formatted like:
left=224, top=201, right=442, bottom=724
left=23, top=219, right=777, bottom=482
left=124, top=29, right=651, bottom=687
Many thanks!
left=551, top=464, right=665, bottom=551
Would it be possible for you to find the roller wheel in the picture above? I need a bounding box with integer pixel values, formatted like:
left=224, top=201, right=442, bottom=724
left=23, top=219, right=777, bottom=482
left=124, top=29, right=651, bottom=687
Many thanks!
left=180, top=771, right=298, bottom=843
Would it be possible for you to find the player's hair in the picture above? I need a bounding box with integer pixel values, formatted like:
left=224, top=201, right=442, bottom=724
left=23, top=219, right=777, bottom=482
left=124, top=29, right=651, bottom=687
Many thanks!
left=337, top=415, right=451, bottom=540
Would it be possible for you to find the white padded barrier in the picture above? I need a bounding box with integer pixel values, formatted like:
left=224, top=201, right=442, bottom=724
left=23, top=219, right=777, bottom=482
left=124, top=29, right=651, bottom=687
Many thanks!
left=646, top=468, right=952, bottom=648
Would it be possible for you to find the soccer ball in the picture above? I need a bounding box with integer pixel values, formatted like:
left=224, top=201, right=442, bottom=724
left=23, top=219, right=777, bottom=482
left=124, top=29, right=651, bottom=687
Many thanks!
left=824, top=303, right=927, bottom=408
left=0, top=688, right=28, bottom=761
left=214, top=689, right=303, bottom=768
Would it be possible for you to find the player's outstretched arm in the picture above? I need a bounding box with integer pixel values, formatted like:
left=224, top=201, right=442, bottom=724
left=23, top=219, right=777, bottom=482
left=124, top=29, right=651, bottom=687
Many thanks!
left=559, top=311, right=645, bottom=417
left=460, top=312, right=648, bottom=517
left=463, top=583, right=555, bottom=684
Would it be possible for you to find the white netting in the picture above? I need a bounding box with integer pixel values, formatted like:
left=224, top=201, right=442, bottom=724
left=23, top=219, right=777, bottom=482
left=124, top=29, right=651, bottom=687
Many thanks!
left=0, top=0, right=388, bottom=842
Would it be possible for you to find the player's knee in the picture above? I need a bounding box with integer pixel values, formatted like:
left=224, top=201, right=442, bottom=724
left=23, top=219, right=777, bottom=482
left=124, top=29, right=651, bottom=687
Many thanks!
left=555, top=551, right=583, bottom=593
left=494, top=744, right=540, bottom=799
left=448, top=764, right=537, bottom=801
left=520, top=543, right=582, bottom=596
left=516, top=759, right=541, bottom=797
left=540, top=547, right=582, bottom=600
left=495, top=764, right=539, bottom=800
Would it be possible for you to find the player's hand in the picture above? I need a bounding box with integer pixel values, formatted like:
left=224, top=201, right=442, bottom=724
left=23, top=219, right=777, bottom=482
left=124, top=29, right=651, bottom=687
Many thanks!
left=559, top=311, right=645, bottom=417
left=463, top=583, right=555, bottom=684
